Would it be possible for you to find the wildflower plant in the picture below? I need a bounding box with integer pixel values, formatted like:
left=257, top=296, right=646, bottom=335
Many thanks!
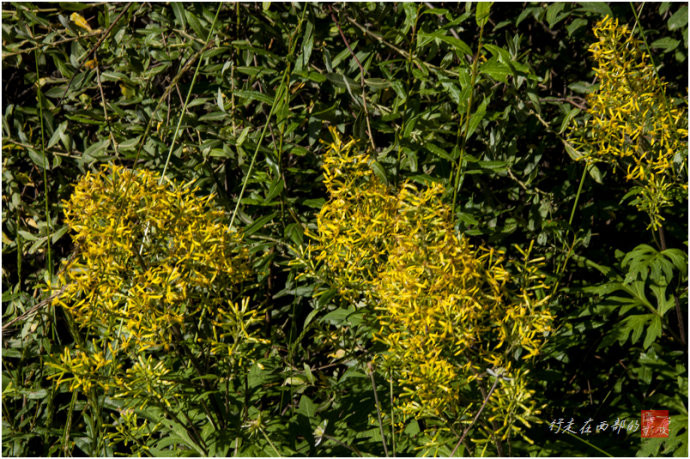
left=307, top=128, right=554, bottom=445
left=568, top=16, right=688, bottom=230
left=46, top=164, right=268, bottom=453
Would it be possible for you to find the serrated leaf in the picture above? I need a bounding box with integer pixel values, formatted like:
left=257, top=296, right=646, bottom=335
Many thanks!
left=643, top=315, right=662, bottom=349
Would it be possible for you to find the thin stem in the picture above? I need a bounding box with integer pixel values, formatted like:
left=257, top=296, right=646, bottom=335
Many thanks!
left=322, top=433, right=364, bottom=457
left=94, top=52, right=120, bottom=159
left=553, top=163, right=589, bottom=294
left=260, top=428, right=281, bottom=456
left=33, top=46, right=52, bottom=282
left=330, top=6, right=376, bottom=152
left=229, top=4, right=308, bottom=230
left=449, top=375, right=500, bottom=457
left=61, top=390, right=78, bottom=455
left=389, top=369, right=396, bottom=457
left=563, top=431, right=613, bottom=457
left=568, top=165, right=588, bottom=228
left=367, top=361, right=389, bottom=457
left=451, top=18, right=486, bottom=215
left=161, top=3, right=222, bottom=179
left=658, top=226, right=687, bottom=346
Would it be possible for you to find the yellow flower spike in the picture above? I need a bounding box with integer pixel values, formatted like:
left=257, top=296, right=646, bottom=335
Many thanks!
left=308, top=131, right=553, bottom=441
left=50, top=164, right=263, bottom=405
left=568, top=16, right=687, bottom=229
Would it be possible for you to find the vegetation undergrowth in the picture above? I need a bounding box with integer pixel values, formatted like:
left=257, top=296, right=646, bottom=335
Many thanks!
left=2, top=2, right=687, bottom=456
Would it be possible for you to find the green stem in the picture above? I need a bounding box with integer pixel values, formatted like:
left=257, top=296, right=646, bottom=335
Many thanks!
left=33, top=46, right=52, bottom=282
left=61, top=390, right=78, bottom=455
left=389, top=369, right=396, bottom=457
left=367, top=361, right=389, bottom=457
left=395, top=4, right=422, bottom=181
left=554, top=164, right=589, bottom=294
left=568, top=165, right=588, bottom=228
left=564, top=431, right=613, bottom=457
left=260, top=428, right=281, bottom=456
left=229, top=4, right=308, bottom=230
left=629, top=3, right=674, bottom=123
left=451, top=19, right=485, bottom=215
left=161, top=3, right=222, bottom=179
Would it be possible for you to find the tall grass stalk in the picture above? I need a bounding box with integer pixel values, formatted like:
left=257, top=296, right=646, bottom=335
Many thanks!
left=450, top=16, right=486, bottom=215
left=33, top=47, right=52, bottom=282
left=161, top=3, right=222, bottom=179
left=229, top=3, right=308, bottom=230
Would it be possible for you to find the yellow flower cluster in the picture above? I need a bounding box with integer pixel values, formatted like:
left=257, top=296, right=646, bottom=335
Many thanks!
left=49, top=164, right=265, bottom=395
left=310, top=128, right=553, bottom=441
left=568, top=16, right=688, bottom=229
left=106, top=408, right=160, bottom=456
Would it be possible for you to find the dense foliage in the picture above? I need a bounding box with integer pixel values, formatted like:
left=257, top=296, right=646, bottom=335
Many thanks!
left=2, top=2, right=688, bottom=456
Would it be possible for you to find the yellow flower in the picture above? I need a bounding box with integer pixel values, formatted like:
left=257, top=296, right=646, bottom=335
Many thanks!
left=308, top=129, right=553, bottom=442
left=568, top=16, right=688, bottom=229
left=50, top=164, right=265, bottom=403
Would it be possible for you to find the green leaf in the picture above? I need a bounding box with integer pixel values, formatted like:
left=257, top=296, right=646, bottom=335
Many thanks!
left=185, top=10, right=205, bottom=39
left=475, top=2, right=492, bottom=27
left=234, top=90, right=274, bottom=105
left=199, top=111, right=228, bottom=122
left=26, top=389, right=48, bottom=399
left=298, top=394, right=316, bottom=418
left=27, top=148, right=48, bottom=170
left=559, top=108, right=581, bottom=134
left=651, top=37, right=680, bottom=52
left=481, top=58, right=510, bottom=82
left=425, top=143, right=453, bottom=161
left=418, top=30, right=472, bottom=56
left=119, top=136, right=141, bottom=150
left=285, top=223, right=303, bottom=246
left=643, top=315, right=662, bottom=349
left=46, top=122, right=66, bottom=149
left=300, top=20, right=314, bottom=68
left=244, top=212, right=278, bottom=236
left=668, top=6, right=688, bottom=31
left=83, top=139, right=111, bottom=161
left=577, top=2, right=612, bottom=16
left=546, top=3, right=567, bottom=28
left=467, top=97, right=489, bottom=138
left=171, top=3, right=186, bottom=28
left=370, top=160, right=388, bottom=184
left=567, top=18, right=589, bottom=36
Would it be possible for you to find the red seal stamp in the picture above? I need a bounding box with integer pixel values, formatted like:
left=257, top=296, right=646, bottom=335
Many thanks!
left=641, top=410, right=669, bottom=438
